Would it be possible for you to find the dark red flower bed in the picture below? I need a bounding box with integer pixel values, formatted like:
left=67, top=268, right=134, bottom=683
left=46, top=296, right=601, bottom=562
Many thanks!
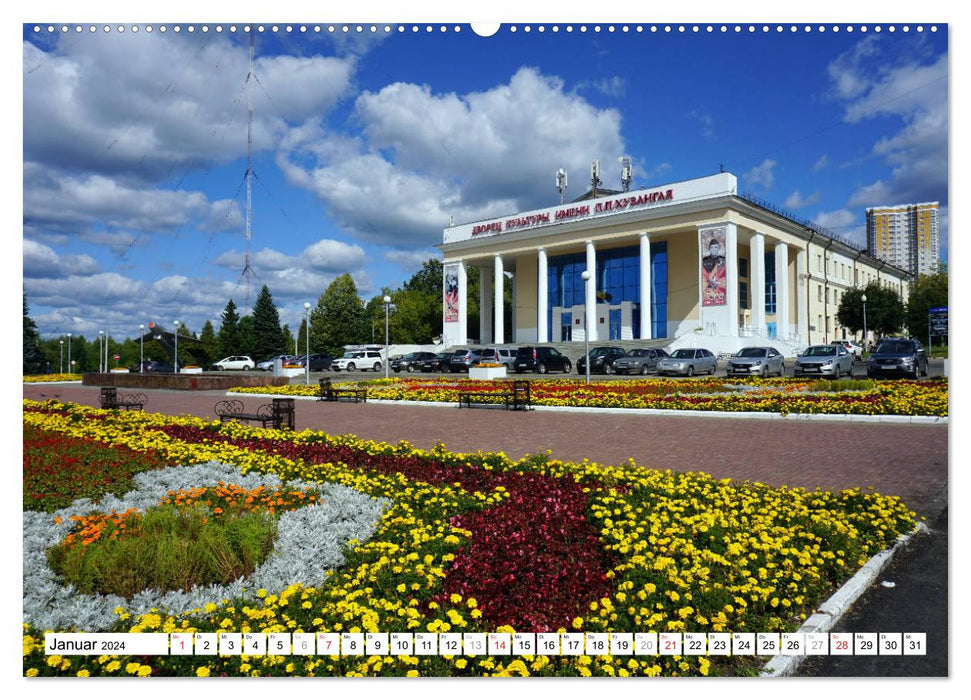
left=23, top=425, right=174, bottom=512
left=435, top=472, right=614, bottom=631
left=153, top=423, right=614, bottom=630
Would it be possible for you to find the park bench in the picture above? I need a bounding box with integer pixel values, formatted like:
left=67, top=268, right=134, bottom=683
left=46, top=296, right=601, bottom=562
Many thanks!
left=317, top=377, right=368, bottom=403
left=214, top=397, right=295, bottom=430
left=99, top=387, right=147, bottom=411
left=458, top=380, right=532, bottom=411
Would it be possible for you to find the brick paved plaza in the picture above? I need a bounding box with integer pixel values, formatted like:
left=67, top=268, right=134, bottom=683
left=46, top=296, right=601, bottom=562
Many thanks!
left=23, top=383, right=948, bottom=519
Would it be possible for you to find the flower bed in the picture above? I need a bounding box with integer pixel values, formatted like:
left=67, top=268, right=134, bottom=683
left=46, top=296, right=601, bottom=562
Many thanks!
left=230, top=376, right=948, bottom=417
left=23, top=373, right=82, bottom=383
left=23, top=400, right=917, bottom=677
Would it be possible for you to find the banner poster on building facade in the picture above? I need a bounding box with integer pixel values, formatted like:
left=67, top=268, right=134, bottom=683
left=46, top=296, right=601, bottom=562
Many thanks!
left=444, top=264, right=459, bottom=322
left=701, top=227, right=727, bottom=306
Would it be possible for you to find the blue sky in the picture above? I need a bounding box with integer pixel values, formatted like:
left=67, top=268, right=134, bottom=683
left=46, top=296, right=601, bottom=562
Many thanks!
left=20, top=11, right=949, bottom=342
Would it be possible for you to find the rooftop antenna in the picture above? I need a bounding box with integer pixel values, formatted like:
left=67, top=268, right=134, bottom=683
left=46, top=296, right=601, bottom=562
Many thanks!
left=590, top=160, right=601, bottom=197
left=619, top=156, right=633, bottom=192
left=556, top=168, right=568, bottom=204
left=240, top=29, right=256, bottom=309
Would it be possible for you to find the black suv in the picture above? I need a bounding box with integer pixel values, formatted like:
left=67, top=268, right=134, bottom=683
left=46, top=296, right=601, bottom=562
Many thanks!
left=514, top=346, right=572, bottom=374
left=391, top=352, right=436, bottom=373
left=576, top=346, right=627, bottom=375
left=867, top=338, right=928, bottom=379
left=419, top=352, right=453, bottom=373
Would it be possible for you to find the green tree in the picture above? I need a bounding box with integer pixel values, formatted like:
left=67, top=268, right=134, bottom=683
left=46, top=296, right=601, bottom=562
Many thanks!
left=296, top=318, right=308, bottom=357
left=281, top=323, right=294, bottom=355
left=837, top=282, right=906, bottom=339
left=199, top=320, right=219, bottom=365
left=217, top=300, right=241, bottom=358
left=237, top=316, right=256, bottom=357
left=310, top=273, right=368, bottom=357
left=251, top=285, right=287, bottom=360
left=905, top=265, right=948, bottom=342
left=23, top=294, right=47, bottom=374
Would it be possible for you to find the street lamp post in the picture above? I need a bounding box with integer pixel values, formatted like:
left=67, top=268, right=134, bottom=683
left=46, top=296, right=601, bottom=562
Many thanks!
left=173, top=321, right=180, bottom=373
left=98, top=331, right=104, bottom=373
left=103, top=330, right=109, bottom=373
left=383, top=295, right=392, bottom=379
left=581, top=270, right=591, bottom=385
left=861, top=294, right=868, bottom=354
left=139, top=324, right=145, bottom=373
left=304, top=302, right=312, bottom=385
left=67, top=333, right=71, bottom=374
left=59, top=340, right=64, bottom=374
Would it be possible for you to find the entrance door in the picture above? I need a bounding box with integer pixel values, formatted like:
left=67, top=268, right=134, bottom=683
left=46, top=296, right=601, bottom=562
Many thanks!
left=561, top=312, right=572, bottom=341
left=609, top=309, right=622, bottom=340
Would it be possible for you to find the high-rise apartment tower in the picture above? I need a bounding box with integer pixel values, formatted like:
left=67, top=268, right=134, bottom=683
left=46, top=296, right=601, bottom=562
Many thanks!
left=866, top=202, right=939, bottom=276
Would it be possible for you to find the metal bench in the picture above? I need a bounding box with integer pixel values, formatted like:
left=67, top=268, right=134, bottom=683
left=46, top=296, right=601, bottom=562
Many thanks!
left=458, top=380, right=532, bottom=411
left=99, top=387, right=147, bottom=411
left=317, top=377, right=367, bottom=403
left=215, top=397, right=295, bottom=430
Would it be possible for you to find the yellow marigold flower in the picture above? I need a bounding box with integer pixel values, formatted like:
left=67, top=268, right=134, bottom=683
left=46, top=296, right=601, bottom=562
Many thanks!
left=26, top=668, right=39, bottom=677
left=455, top=659, right=467, bottom=669
left=137, top=665, right=152, bottom=677
left=406, top=670, right=420, bottom=677
left=196, top=666, right=211, bottom=677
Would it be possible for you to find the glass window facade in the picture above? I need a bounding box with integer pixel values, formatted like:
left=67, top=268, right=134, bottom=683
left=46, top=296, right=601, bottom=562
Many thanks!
left=545, top=243, right=667, bottom=341
left=765, top=250, right=777, bottom=315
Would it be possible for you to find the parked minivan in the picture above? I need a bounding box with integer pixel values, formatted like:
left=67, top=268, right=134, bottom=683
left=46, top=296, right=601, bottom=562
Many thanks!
left=478, top=347, right=517, bottom=369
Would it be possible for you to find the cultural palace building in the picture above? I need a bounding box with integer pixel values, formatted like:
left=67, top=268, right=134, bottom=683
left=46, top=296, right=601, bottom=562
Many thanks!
left=439, top=172, right=911, bottom=356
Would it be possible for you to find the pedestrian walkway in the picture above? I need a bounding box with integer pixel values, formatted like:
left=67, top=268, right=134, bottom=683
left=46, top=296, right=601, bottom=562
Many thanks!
left=23, top=382, right=948, bottom=519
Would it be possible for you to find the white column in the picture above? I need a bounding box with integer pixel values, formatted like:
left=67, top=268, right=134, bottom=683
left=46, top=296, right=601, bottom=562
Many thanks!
left=639, top=233, right=652, bottom=339
left=726, top=224, right=739, bottom=338
left=585, top=240, right=597, bottom=342
left=479, top=267, right=492, bottom=344
left=537, top=248, right=548, bottom=343
left=750, top=233, right=766, bottom=335
left=796, top=249, right=807, bottom=344
left=775, top=242, right=790, bottom=340
left=457, top=261, right=468, bottom=345
left=494, top=255, right=504, bottom=344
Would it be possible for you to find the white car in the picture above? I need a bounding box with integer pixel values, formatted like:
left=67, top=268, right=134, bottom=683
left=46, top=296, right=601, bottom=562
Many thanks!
left=331, top=350, right=383, bottom=372
left=836, top=340, right=864, bottom=359
left=212, top=355, right=255, bottom=371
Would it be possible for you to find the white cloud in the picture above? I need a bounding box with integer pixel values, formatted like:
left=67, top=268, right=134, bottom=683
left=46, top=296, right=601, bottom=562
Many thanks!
left=23, top=240, right=100, bottom=279
left=743, top=159, right=776, bottom=191
left=812, top=155, right=829, bottom=172
left=23, top=35, right=354, bottom=180
left=827, top=39, right=947, bottom=217
left=685, top=110, right=714, bottom=138
left=279, top=67, right=626, bottom=246
left=24, top=166, right=243, bottom=236
left=813, top=208, right=866, bottom=248
left=384, top=249, right=438, bottom=271
left=784, top=190, right=823, bottom=210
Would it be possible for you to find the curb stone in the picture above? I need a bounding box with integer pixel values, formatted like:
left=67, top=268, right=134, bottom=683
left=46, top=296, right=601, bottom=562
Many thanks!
left=225, top=392, right=946, bottom=424
left=760, top=521, right=929, bottom=677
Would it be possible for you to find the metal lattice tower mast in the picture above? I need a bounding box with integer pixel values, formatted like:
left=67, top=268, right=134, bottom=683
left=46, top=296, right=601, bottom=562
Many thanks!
left=242, top=30, right=255, bottom=309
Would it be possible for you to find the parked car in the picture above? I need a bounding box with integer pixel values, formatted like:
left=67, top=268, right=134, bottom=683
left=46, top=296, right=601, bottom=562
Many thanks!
left=419, top=352, right=453, bottom=373
left=513, top=346, right=572, bottom=374
left=292, top=354, right=333, bottom=372
left=576, top=346, right=627, bottom=375
left=212, top=355, right=255, bottom=371
left=835, top=339, right=864, bottom=359
left=611, top=347, right=670, bottom=375
left=656, top=348, right=718, bottom=376
left=725, top=346, right=785, bottom=377
left=331, top=350, right=383, bottom=372
left=867, top=338, right=928, bottom=379
left=256, top=355, right=296, bottom=371
left=131, top=359, right=174, bottom=373
left=391, top=352, right=437, bottom=373
left=450, top=348, right=486, bottom=373
left=477, top=347, right=517, bottom=369
left=793, top=344, right=854, bottom=378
